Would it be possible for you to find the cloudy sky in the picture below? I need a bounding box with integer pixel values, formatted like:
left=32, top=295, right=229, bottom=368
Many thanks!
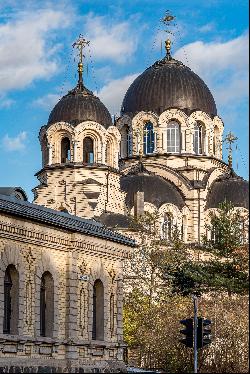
left=0, top=0, right=248, bottom=200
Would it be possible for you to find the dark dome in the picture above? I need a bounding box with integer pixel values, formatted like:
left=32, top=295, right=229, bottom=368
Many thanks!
left=121, top=56, right=217, bottom=118
left=206, top=171, right=249, bottom=210
left=48, top=84, right=112, bottom=128
left=121, top=171, right=185, bottom=210
left=96, top=212, right=132, bottom=229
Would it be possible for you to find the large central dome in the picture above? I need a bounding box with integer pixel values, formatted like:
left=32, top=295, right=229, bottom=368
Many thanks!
left=121, top=55, right=217, bottom=117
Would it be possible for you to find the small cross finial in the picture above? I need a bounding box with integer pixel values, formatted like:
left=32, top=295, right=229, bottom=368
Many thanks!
left=161, top=11, right=175, bottom=60
left=224, top=131, right=238, bottom=169
left=72, top=35, right=90, bottom=88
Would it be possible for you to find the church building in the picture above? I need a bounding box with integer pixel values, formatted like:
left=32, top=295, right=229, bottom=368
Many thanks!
left=0, top=32, right=248, bottom=372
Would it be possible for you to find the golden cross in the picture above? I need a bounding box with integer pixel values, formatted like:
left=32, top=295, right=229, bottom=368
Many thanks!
left=161, top=11, right=175, bottom=59
left=72, top=35, right=90, bottom=64
left=224, top=131, right=238, bottom=147
left=224, top=131, right=238, bottom=168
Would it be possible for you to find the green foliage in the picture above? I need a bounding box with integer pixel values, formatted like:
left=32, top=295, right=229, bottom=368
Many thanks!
left=203, top=200, right=245, bottom=257
left=164, top=200, right=249, bottom=296
left=124, top=290, right=249, bottom=373
left=123, top=204, right=249, bottom=372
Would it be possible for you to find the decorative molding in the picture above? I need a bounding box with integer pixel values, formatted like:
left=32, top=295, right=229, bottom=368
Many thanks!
left=0, top=220, right=130, bottom=260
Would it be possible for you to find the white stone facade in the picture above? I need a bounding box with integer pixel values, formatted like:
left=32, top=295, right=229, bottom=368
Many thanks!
left=0, top=211, right=131, bottom=371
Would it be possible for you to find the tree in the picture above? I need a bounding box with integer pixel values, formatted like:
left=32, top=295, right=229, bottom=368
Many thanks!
left=123, top=212, right=195, bottom=371
left=164, top=200, right=249, bottom=296
left=123, top=203, right=249, bottom=372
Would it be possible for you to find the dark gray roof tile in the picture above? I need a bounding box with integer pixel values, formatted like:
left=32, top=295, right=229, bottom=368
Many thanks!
left=0, top=194, right=136, bottom=247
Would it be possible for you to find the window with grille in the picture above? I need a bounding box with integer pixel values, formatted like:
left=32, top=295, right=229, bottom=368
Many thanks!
left=127, top=128, right=133, bottom=157
left=162, top=213, right=173, bottom=240
left=193, top=123, right=203, bottom=155
left=143, top=122, right=155, bottom=154
left=83, top=137, right=94, bottom=163
left=166, top=122, right=180, bottom=153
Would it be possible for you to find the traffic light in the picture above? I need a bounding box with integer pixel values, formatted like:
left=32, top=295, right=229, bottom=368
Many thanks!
left=197, top=317, right=212, bottom=349
left=179, top=318, right=193, bottom=348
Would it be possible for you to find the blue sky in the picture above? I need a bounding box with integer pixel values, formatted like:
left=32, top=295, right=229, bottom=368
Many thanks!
left=0, top=0, right=249, bottom=201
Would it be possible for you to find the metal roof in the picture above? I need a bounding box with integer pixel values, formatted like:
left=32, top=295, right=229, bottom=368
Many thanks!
left=47, top=84, right=112, bottom=128
left=0, top=194, right=136, bottom=247
left=205, top=171, right=249, bottom=210
left=121, top=172, right=185, bottom=210
left=0, top=187, right=28, bottom=201
left=121, top=57, right=217, bottom=118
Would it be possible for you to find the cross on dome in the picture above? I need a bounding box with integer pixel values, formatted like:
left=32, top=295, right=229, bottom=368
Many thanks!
left=72, top=35, right=90, bottom=89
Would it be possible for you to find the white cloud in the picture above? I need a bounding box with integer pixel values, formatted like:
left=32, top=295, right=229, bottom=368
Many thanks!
left=0, top=94, right=15, bottom=108
left=97, top=73, right=139, bottom=115
left=2, top=131, right=27, bottom=151
left=0, top=9, right=71, bottom=93
left=32, top=93, right=60, bottom=110
left=83, top=13, right=138, bottom=64
left=174, top=32, right=249, bottom=107
left=198, top=22, right=215, bottom=33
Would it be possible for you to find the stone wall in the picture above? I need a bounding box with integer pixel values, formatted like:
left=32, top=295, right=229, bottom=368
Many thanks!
left=0, top=213, right=130, bottom=371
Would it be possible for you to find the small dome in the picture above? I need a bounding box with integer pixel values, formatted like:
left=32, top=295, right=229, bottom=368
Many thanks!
left=121, top=56, right=217, bottom=118
left=206, top=171, right=249, bottom=210
left=121, top=169, right=185, bottom=210
left=48, top=84, right=112, bottom=128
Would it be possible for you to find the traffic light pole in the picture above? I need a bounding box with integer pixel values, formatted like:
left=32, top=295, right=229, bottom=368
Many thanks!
left=193, top=295, right=198, bottom=373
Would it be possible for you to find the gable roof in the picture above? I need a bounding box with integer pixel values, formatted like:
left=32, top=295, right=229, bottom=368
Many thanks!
left=0, top=194, right=136, bottom=247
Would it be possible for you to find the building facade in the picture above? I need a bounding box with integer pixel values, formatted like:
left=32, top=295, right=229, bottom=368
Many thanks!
left=0, top=192, right=135, bottom=372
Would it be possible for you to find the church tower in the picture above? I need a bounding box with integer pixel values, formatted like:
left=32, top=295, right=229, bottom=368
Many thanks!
left=33, top=36, right=125, bottom=218
left=115, top=20, right=248, bottom=243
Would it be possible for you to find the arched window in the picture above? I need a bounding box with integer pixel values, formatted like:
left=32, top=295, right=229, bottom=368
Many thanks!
left=126, top=126, right=132, bottom=157
left=3, top=265, right=19, bottom=335
left=92, top=279, right=104, bottom=341
left=166, top=121, right=181, bottom=153
left=213, top=125, right=220, bottom=156
left=193, top=123, right=204, bottom=155
left=83, top=137, right=94, bottom=164
left=106, top=140, right=112, bottom=166
left=181, top=215, right=187, bottom=242
left=162, top=213, right=173, bottom=240
left=42, top=135, right=49, bottom=166
left=61, top=137, right=71, bottom=163
left=40, top=271, right=54, bottom=337
left=143, top=122, right=155, bottom=154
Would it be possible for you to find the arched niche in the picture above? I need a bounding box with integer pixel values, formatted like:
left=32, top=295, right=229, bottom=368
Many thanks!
left=41, top=135, right=49, bottom=167
left=213, top=125, right=221, bottom=158
left=92, top=279, right=104, bottom=341
left=3, top=264, right=19, bottom=335
left=40, top=271, right=54, bottom=338
left=83, top=136, right=94, bottom=163
left=61, top=137, right=71, bottom=163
